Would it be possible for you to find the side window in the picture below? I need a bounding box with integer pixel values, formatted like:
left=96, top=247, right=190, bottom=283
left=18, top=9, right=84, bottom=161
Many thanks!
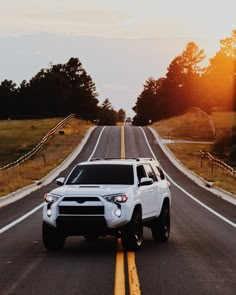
left=157, top=166, right=165, bottom=180
left=143, top=164, right=157, bottom=182
left=136, top=165, right=146, bottom=183
left=151, top=165, right=165, bottom=180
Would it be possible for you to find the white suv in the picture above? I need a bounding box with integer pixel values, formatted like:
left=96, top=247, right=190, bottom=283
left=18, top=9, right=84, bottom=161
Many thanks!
left=42, top=158, right=171, bottom=251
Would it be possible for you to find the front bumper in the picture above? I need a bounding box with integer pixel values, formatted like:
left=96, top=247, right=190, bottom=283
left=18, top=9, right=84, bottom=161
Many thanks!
left=43, top=194, right=133, bottom=234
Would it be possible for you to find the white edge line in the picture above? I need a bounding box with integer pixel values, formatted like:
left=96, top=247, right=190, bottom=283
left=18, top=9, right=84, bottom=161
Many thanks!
left=139, top=127, right=236, bottom=228
left=0, top=203, right=44, bottom=234
left=88, top=126, right=106, bottom=161
left=0, top=126, right=107, bottom=234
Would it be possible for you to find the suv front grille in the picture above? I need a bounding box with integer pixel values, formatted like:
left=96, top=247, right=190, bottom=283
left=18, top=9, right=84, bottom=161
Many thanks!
left=59, top=206, right=104, bottom=215
left=63, top=197, right=100, bottom=203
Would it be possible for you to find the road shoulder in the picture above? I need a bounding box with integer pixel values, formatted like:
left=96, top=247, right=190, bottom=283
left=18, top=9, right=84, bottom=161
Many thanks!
left=0, top=127, right=96, bottom=208
left=149, top=127, right=236, bottom=206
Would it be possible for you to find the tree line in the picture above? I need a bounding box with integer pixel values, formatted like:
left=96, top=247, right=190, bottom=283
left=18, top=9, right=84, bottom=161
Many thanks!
left=1, top=31, right=235, bottom=126
left=132, top=30, right=236, bottom=125
left=0, top=57, right=126, bottom=125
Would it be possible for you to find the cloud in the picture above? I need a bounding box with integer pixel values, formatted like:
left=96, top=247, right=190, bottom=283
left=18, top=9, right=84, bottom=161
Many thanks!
left=0, top=8, right=134, bottom=37
left=0, top=8, right=133, bottom=26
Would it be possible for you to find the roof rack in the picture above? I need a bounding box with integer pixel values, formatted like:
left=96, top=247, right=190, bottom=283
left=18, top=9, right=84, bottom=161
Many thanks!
left=90, top=157, right=133, bottom=161
left=90, top=157, right=120, bottom=161
left=89, top=157, right=154, bottom=162
left=135, top=158, right=154, bottom=162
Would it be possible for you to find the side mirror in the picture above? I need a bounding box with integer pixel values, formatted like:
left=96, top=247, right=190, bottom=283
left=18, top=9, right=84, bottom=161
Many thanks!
left=56, top=177, right=65, bottom=186
left=139, top=177, right=153, bottom=186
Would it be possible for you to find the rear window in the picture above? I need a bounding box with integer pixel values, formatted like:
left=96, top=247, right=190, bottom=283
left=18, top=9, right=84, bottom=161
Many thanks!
left=66, top=164, right=134, bottom=185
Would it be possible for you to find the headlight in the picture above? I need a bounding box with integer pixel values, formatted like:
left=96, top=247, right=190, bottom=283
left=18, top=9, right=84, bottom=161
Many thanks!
left=44, top=193, right=61, bottom=203
left=103, top=193, right=128, bottom=203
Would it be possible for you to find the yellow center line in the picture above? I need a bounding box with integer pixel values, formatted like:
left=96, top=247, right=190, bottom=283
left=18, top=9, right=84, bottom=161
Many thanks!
left=114, top=126, right=141, bottom=295
left=127, top=252, right=141, bottom=295
left=121, top=125, right=125, bottom=159
left=114, top=239, right=125, bottom=295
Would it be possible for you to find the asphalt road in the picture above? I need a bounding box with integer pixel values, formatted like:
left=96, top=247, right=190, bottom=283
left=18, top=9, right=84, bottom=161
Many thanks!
left=0, top=126, right=235, bottom=295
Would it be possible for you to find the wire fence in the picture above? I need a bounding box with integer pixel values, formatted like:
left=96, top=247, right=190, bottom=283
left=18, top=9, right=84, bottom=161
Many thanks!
left=199, top=149, right=236, bottom=178
left=189, top=107, right=216, bottom=138
left=0, top=114, right=76, bottom=170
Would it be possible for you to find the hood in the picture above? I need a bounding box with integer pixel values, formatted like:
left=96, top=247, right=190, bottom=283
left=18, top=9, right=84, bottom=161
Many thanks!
left=50, top=184, right=132, bottom=196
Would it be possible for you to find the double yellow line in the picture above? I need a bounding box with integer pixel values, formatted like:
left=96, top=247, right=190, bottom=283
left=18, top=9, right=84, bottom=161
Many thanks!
left=114, top=126, right=141, bottom=295
left=120, top=125, right=125, bottom=160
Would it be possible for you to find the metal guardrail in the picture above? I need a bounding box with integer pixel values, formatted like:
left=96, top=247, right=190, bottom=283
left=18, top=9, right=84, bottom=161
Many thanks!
left=200, top=150, right=236, bottom=177
left=0, top=114, right=76, bottom=170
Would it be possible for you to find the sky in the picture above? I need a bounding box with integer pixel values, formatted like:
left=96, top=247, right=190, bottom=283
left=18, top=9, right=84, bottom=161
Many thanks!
left=0, top=0, right=235, bottom=117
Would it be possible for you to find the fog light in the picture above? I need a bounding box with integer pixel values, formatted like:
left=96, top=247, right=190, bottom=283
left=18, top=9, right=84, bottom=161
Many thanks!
left=47, top=209, right=52, bottom=217
left=114, top=208, right=122, bottom=217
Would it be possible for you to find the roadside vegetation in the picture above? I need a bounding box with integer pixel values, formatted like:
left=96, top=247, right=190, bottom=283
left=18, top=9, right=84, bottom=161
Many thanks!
left=152, top=111, right=236, bottom=195
left=0, top=118, right=93, bottom=197
left=211, top=112, right=236, bottom=166
left=152, top=112, right=215, bottom=141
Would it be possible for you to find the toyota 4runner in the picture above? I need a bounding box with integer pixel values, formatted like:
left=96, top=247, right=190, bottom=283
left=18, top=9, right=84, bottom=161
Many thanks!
left=42, top=158, right=171, bottom=251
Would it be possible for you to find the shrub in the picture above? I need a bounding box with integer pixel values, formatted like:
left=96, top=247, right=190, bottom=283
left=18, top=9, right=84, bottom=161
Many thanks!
left=213, top=130, right=232, bottom=155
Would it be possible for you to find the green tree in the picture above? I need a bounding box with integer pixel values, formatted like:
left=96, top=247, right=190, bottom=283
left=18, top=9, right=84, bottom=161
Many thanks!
left=161, top=42, right=205, bottom=116
left=18, top=57, right=99, bottom=119
left=220, top=30, right=236, bottom=58
left=0, top=80, right=18, bottom=119
left=99, top=98, right=117, bottom=125
left=133, top=77, right=165, bottom=125
left=133, top=42, right=206, bottom=125
left=203, top=30, right=236, bottom=111
left=117, top=108, right=126, bottom=122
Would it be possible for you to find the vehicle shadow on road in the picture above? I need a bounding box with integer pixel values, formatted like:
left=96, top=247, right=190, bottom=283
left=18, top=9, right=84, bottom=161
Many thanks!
left=42, top=236, right=118, bottom=257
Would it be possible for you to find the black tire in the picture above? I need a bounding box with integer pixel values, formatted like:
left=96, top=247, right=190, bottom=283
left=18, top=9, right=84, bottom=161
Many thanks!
left=42, top=222, right=65, bottom=251
left=121, top=209, right=143, bottom=251
left=151, top=203, right=170, bottom=242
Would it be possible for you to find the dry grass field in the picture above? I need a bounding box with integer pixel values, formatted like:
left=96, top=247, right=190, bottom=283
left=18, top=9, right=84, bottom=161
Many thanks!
left=0, top=118, right=93, bottom=197
left=152, top=112, right=215, bottom=141
left=153, top=111, right=236, bottom=195
left=0, top=118, right=62, bottom=167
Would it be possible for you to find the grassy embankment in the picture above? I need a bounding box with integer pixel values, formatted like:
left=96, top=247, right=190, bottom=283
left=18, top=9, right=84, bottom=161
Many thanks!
left=152, top=112, right=236, bottom=195
left=0, top=118, right=93, bottom=197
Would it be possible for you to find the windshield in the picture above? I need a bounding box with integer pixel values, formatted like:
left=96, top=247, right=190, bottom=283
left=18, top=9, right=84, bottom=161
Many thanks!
left=66, top=164, right=134, bottom=185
